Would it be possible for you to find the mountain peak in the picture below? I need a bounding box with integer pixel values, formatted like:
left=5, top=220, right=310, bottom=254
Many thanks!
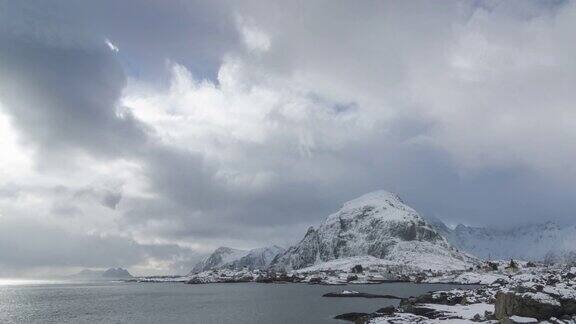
left=341, top=190, right=402, bottom=210
left=271, top=190, right=475, bottom=271
left=327, top=190, right=415, bottom=225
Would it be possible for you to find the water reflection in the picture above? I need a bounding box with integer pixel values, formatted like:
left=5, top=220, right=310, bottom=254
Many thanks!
left=0, top=279, right=61, bottom=286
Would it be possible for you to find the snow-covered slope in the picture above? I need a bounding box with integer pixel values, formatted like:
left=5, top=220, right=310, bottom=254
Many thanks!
left=271, top=190, right=476, bottom=271
left=190, top=247, right=248, bottom=274
left=189, top=246, right=285, bottom=274
left=435, top=221, right=576, bottom=262
left=225, top=245, right=285, bottom=270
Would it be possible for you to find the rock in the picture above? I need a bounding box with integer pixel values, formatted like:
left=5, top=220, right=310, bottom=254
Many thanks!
left=255, top=276, right=273, bottom=283
left=375, top=306, right=395, bottom=315
left=493, top=278, right=510, bottom=286
left=186, top=278, right=204, bottom=284
left=401, top=304, right=440, bottom=318
left=333, top=312, right=369, bottom=322
left=500, top=315, right=538, bottom=323
left=351, top=264, right=364, bottom=274
left=346, top=274, right=358, bottom=282
left=495, top=291, right=562, bottom=320
left=401, top=291, right=465, bottom=306
left=487, top=262, right=499, bottom=271
left=308, top=277, right=322, bottom=284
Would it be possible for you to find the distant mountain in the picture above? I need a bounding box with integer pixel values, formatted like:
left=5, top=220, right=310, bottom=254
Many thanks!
left=71, top=269, right=105, bottom=278
left=270, top=190, right=476, bottom=272
left=429, top=220, right=576, bottom=262
left=70, top=267, right=133, bottom=279
left=190, top=245, right=285, bottom=274
left=102, top=267, right=133, bottom=278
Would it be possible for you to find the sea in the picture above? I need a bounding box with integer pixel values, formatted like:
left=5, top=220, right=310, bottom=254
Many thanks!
left=0, top=280, right=476, bottom=323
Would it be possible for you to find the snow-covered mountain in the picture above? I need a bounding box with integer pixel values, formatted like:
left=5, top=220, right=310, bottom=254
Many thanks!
left=190, top=247, right=248, bottom=274
left=431, top=220, right=576, bottom=262
left=190, top=245, right=285, bottom=274
left=226, top=245, right=285, bottom=270
left=270, top=190, right=476, bottom=272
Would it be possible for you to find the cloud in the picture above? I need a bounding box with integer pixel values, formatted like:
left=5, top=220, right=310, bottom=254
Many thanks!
left=0, top=217, right=200, bottom=277
left=0, top=0, right=576, bottom=276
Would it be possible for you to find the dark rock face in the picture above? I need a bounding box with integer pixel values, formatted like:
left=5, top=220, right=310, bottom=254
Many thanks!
left=191, top=247, right=244, bottom=274
left=270, top=227, right=320, bottom=270
left=346, top=274, right=358, bottom=282
left=401, top=291, right=465, bottom=307
left=308, top=277, right=322, bottom=284
left=187, top=278, right=204, bottom=284
left=333, top=312, right=369, bottom=322
left=375, top=306, right=395, bottom=315
left=335, top=306, right=397, bottom=323
left=351, top=264, right=363, bottom=274
left=495, top=291, right=562, bottom=320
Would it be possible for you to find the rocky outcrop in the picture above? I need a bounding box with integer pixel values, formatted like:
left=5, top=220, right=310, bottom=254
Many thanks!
left=190, top=247, right=247, bottom=274
left=495, top=290, right=574, bottom=321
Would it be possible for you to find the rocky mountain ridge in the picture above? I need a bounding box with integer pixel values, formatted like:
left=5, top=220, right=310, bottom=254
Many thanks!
left=428, top=217, right=576, bottom=262
left=189, top=245, right=284, bottom=274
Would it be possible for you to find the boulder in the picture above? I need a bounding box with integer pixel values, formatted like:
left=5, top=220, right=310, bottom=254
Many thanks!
left=333, top=312, right=369, bottom=322
left=375, top=306, right=395, bottom=315
left=346, top=274, right=359, bottom=282
left=500, top=316, right=538, bottom=324
left=351, top=264, right=364, bottom=274
left=495, top=291, right=562, bottom=320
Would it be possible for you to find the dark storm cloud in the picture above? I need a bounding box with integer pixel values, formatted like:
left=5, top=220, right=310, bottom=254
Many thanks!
left=0, top=39, right=147, bottom=158
left=0, top=0, right=239, bottom=160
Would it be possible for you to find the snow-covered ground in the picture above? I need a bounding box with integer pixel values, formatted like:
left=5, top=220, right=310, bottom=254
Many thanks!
left=351, top=262, right=576, bottom=323
left=369, top=303, right=494, bottom=323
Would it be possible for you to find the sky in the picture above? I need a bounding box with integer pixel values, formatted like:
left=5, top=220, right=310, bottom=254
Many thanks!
left=0, top=0, right=575, bottom=277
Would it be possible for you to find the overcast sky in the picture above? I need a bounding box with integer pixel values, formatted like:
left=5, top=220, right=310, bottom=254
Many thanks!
left=0, top=0, right=575, bottom=277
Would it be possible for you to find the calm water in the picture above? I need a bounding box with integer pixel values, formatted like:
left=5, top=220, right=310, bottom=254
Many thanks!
left=0, top=281, right=474, bottom=323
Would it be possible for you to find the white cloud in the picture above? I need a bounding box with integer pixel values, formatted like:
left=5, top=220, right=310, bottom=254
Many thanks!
left=237, top=16, right=271, bottom=53
left=105, top=38, right=119, bottom=52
